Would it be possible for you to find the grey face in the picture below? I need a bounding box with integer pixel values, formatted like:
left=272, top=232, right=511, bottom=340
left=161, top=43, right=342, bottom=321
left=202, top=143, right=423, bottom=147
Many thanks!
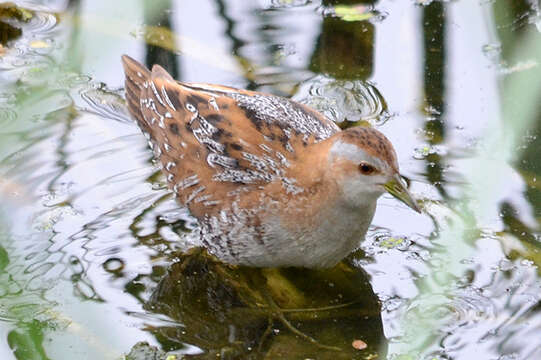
left=329, top=140, right=421, bottom=213
left=329, top=140, right=392, bottom=175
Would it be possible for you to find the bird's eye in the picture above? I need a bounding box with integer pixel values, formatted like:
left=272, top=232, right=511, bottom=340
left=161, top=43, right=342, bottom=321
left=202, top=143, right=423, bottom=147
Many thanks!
left=358, top=162, right=377, bottom=175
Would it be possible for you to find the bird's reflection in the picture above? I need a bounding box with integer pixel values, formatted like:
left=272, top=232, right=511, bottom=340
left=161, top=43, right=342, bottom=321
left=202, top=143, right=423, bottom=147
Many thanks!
left=138, top=248, right=386, bottom=359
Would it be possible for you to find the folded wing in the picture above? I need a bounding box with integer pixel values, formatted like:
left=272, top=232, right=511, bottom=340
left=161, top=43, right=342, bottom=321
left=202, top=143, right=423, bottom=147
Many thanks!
left=122, top=55, right=339, bottom=218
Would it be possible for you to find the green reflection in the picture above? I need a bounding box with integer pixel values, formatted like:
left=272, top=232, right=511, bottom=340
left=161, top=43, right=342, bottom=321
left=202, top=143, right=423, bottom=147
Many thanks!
left=7, top=321, right=52, bottom=360
left=310, top=17, right=374, bottom=80
left=422, top=1, right=448, bottom=197
left=495, top=0, right=541, bottom=238
left=398, top=0, right=541, bottom=357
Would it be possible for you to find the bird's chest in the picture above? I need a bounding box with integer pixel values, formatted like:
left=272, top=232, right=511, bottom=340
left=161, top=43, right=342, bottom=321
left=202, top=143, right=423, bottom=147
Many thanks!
left=201, top=182, right=376, bottom=268
left=252, top=195, right=377, bottom=268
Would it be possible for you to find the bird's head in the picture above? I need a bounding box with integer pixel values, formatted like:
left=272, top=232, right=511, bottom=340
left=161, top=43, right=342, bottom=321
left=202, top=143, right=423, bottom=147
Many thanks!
left=327, top=126, right=420, bottom=213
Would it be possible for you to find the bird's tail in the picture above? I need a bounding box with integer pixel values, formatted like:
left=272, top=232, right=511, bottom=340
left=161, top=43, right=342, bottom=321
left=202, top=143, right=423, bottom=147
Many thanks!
left=121, top=55, right=150, bottom=128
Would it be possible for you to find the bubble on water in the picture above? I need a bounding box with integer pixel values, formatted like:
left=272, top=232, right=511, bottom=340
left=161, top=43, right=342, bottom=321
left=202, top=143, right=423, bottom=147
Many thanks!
left=482, top=42, right=502, bottom=63
left=103, top=258, right=125, bottom=273
left=495, top=259, right=515, bottom=272
left=374, top=234, right=412, bottom=251
left=520, top=259, right=534, bottom=267
left=413, top=144, right=448, bottom=160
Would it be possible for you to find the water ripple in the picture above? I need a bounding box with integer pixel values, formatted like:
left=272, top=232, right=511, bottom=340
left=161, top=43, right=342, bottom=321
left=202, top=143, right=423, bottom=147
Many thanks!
left=23, top=10, right=58, bottom=34
left=0, top=108, right=17, bottom=125
left=268, top=0, right=312, bottom=9
left=79, top=85, right=132, bottom=123
left=294, top=74, right=389, bottom=125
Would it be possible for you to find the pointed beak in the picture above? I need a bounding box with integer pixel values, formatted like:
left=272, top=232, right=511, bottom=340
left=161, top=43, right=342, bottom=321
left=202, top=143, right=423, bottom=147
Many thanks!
left=384, top=174, right=421, bottom=213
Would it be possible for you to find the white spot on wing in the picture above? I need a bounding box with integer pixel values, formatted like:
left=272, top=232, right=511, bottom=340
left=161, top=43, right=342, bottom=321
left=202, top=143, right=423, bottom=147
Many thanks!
left=209, top=97, right=219, bottom=111
left=165, top=161, right=176, bottom=171
left=161, top=85, right=176, bottom=111
left=150, top=81, right=166, bottom=107
left=186, top=186, right=206, bottom=204
left=207, top=153, right=237, bottom=168
left=178, top=174, right=199, bottom=190
left=194, top=194, right=212, bottom=203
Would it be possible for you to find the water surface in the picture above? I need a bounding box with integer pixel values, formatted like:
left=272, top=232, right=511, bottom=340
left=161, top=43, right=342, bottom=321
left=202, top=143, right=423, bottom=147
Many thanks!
left=1, top=0, right=541, bottom=359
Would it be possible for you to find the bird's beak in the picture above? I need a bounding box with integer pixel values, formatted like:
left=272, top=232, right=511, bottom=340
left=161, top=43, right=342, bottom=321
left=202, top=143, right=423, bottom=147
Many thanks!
left=383, top=174, right=421, bottom=213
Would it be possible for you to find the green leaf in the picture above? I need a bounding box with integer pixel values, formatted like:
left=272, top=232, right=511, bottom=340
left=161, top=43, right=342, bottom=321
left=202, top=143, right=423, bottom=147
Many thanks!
left=334, top=5, right=375, bottom=22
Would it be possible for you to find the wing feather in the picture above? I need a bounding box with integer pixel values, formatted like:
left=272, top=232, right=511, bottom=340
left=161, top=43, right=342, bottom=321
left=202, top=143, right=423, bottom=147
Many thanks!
left=122, top=55, right=336, bottom=218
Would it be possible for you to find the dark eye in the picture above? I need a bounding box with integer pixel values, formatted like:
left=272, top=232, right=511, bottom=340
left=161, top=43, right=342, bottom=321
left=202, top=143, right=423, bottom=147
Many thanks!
left=358, top=162, right=377, bottom=175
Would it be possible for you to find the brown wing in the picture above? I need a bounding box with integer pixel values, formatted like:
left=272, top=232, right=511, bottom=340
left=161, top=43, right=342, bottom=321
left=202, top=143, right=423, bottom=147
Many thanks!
left=122, top=55, right=152, bottom=134
left=177, top=82, right=340, bottom=143
left=122, top=55, right=338, bottom=218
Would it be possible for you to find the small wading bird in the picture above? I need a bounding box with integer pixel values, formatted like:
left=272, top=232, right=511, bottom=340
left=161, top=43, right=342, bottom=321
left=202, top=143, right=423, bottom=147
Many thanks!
left=121, top=55, right=420, bottom=269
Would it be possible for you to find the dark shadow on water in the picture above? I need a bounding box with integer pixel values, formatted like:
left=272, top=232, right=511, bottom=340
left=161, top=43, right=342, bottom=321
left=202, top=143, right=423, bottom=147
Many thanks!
left=132, top=249, right=386, bottom=359
left=422, top=1, right=448, bottom=199
left=310, top=1, right=376, bottom=81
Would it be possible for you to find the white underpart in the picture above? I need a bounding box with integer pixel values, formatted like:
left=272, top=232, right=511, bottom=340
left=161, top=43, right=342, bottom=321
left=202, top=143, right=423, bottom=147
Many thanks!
left=201, top=191, right=377, bottom=268
left=262, top=203, right=376, bottom=268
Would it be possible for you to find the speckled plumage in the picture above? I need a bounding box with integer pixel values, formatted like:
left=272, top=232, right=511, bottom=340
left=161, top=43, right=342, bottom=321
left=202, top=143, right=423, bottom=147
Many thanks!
left=122, top=55, right=413, bottom=268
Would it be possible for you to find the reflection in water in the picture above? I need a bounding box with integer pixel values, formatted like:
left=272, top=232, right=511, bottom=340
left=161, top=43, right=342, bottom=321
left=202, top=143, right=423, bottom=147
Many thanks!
left=144, top=0, right=179, bottom=79
left=145, top=249, right=385, bottom=359
left=214, top=0, right=259, bottom=91
left=0, top=0, right=540, bottom=359
left=421, top=1, right=447, bottom=198
left=0, top=17, right=22, bottom=45
left=492, top=2, right=541, bottom=356
left=495, top=0, right=541, bottom=225
left=310, top=7, right=374, bottom=80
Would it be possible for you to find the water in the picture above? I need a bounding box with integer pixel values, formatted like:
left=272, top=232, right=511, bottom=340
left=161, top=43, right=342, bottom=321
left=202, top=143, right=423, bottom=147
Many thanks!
left=0, top=0, right=540, bottom=359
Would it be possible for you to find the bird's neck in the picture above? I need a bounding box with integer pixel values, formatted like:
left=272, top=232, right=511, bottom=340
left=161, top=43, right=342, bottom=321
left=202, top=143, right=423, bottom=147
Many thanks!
left=278, top=135, right=379, bottom=233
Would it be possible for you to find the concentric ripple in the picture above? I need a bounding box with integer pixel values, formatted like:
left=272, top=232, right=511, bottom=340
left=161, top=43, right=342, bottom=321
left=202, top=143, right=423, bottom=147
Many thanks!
left=21, top=8, right=58, bottom=34
left=294, top=74, right=389, bottom=125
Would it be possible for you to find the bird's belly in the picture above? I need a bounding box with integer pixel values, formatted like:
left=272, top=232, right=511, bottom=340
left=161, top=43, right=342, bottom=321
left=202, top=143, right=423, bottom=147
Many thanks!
left=205, top=204, right=376, bottom=268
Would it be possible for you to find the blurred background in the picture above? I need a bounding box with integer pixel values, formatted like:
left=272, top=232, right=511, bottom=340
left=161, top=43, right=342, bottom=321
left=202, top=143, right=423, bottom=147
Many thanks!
left=0, top=0, right=540, bottom=359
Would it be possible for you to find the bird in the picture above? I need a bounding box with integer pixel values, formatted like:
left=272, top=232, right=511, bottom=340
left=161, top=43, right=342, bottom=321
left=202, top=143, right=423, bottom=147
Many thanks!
left=121, top=55, right=420, bottom=269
